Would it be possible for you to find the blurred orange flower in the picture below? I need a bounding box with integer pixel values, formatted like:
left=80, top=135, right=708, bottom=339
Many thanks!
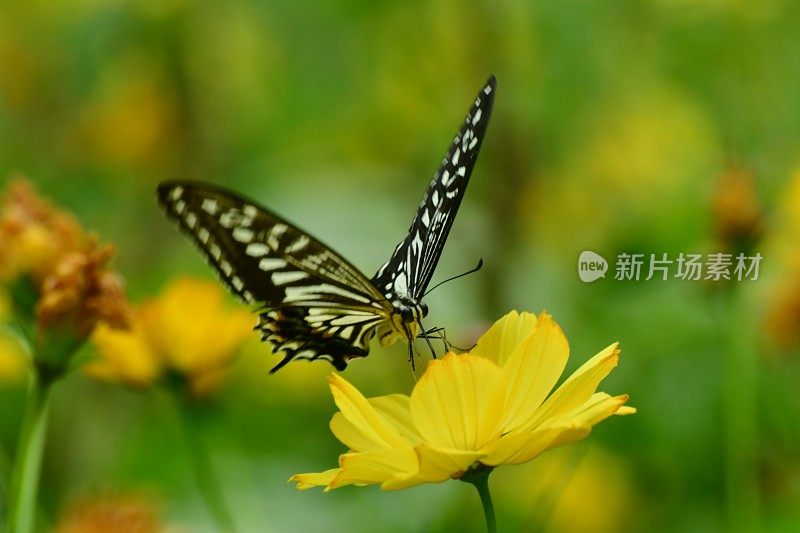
left=89, top=278, right=253, bottom=396
left=0, top=178, right=131, bottom=368
left=711, top=165, right=764, bottom=254
left=0, top=177, right=86, bottom=284
left=37, top=242, right=130, bottom=341
left=55, top=493, right=163, bottom=533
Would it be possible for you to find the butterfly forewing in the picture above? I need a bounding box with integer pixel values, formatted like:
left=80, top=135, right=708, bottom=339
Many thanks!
left=372, top=75, right=496, bottom=300
left=157, top=181, right=392, bottom=370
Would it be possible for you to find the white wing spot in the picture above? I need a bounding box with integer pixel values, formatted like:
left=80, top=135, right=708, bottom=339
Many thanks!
left=412, top=232, right=423, bottom=254
left=198, top=228, right=210, bottom=244
left=271, top=271, right=309, bottom=285
left=451, top=148, right=460, bottom=165
left=431, top=189, right=440, bottom=206
left=472, top=108, right=482, bottom=125
left=231, top=276, right=244, bottom=291
left=420, top=209, right=430, bottom=227
left=339, top=326, right=354, bottom=339
left=169, top=186, right=183, bottom=200
left=285, top=235, right=310, bottom=253
left=259, top=257, right=287, bottom=271
left=246, top=243, right=270, bottom=257
left=440, top=170, right=450, bottom=185
left=233, top=227, right=254, bottom=243
left=285, top=284, right=371, bottom=304
left=209, top=244, right=222, bottom=260
left=484, top=85, right=492, bottom=95
left=174, top=200, right=186, bottom=214
left=220, top=260, right=233, bottom=276
left=330, top=314, right=374, bottom=325
left=268, top=224, right=288, bottom=248
left=243, top=205, right=257, bottom=217
left=393, top=271, right=408, bottom=295
left=185, top=212, right=197, bottom=228
left=456, top=166, right=466, bottom=177
left=469, top=136, right=478, bottom=149
left=446, top=188, right=459, bottom=199
left=201, top=199, right=219, bottom=215
left=442, top=170, right=456, bottom=187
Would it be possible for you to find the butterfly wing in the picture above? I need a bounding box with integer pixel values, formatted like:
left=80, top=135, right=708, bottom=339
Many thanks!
left=372, top=76, right=496, bottom=299
left=157, top=181, right=393, bottom=371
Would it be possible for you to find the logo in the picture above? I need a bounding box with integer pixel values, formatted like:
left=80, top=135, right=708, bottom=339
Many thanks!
left=578, top=251, right=608, bottom=283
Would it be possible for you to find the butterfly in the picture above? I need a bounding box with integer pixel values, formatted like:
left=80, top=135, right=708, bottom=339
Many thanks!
left=157, top=75, right=495, bottom=372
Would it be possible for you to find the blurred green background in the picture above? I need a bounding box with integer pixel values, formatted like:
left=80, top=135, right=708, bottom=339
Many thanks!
left=2, top=0, right=800, bottom=531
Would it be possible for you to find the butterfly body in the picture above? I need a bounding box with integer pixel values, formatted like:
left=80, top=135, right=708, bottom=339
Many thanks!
left=157, top=76, right=495, bottom=372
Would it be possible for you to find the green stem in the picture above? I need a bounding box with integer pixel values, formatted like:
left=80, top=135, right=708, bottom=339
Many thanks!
left=6, top=373, right=54, bottom=533
left=722, top=292, right=760, bottom=531
left=175, top=394, right=237, bottom=533
left=463, top=467, right=497, bottom=533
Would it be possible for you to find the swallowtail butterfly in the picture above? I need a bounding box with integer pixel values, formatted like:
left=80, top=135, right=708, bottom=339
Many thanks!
left=157, top=76, right=495, bottom=372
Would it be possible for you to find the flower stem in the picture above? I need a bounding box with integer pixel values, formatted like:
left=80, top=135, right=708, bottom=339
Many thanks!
left=175, top=394, right=237, bottom=533
left=722, top=291, right=760, bottom=530
left=463, top=467, right=497, bottom=533
left=7, top=372, right=54, bottom=533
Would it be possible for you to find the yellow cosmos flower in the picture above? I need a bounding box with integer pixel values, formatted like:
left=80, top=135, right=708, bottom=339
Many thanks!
left=291, top=311, right=634, bottom=492
left=89, top=278, right=252, bottom=395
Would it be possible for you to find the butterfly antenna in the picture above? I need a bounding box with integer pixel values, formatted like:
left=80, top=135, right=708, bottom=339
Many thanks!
left=422, top=259, right=484, bottom=298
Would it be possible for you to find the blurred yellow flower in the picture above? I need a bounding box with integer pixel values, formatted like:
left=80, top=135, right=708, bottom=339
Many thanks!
left=291, top=311, right=634, bottom=491
left=763, top=168, right=800, bottom=350
left=89, top=278, right=253, bottom=395
left=0, top=330, right=27, bottom=382
left=0, top=291, right=27, bottom=382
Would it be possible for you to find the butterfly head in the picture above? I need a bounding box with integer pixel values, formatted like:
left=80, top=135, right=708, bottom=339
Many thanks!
left=392, top=296, right=428, bottom=325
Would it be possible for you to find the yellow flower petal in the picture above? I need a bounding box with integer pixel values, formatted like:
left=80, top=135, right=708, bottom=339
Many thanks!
left=289, top=469, right=340, bottom=490
left=329, top=374, right=411, bottom=450
left=556, top=393, right=635, bottom=427
left=370, top=394, right=422, bottom=444
left=410, top=354, right=504, bottom=450
left=330, top=393, right=420, bottom=452
left=414, top=443, right=486, bottom=483
left=482, top=425, right=589, bottom=466
left=328, top=449, right=417, bottom=489
left=498, top=313, right=570, bottom=433
left=470, top=310, right=538, bottom=366
left=524, top=342, right=621, bottom=430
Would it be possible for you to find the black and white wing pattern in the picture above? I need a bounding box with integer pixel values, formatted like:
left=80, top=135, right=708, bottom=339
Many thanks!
left=372, top=75, right=496, bottom=300
left=157, top=181, right=394, bottom=372
left=157, top=76, right=496, bottom=373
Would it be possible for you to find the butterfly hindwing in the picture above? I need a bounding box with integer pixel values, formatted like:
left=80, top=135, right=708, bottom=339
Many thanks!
left=157, top=181, right=392, bottom=370
left=372, top=76, right=496, bottom=299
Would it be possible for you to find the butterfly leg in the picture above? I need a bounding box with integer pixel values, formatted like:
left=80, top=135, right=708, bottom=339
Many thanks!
left=402, top=322, right=418, bottom=374
left=417, top=319, right=439, bottom=360
left=420, top=325, right=449, bottom=353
